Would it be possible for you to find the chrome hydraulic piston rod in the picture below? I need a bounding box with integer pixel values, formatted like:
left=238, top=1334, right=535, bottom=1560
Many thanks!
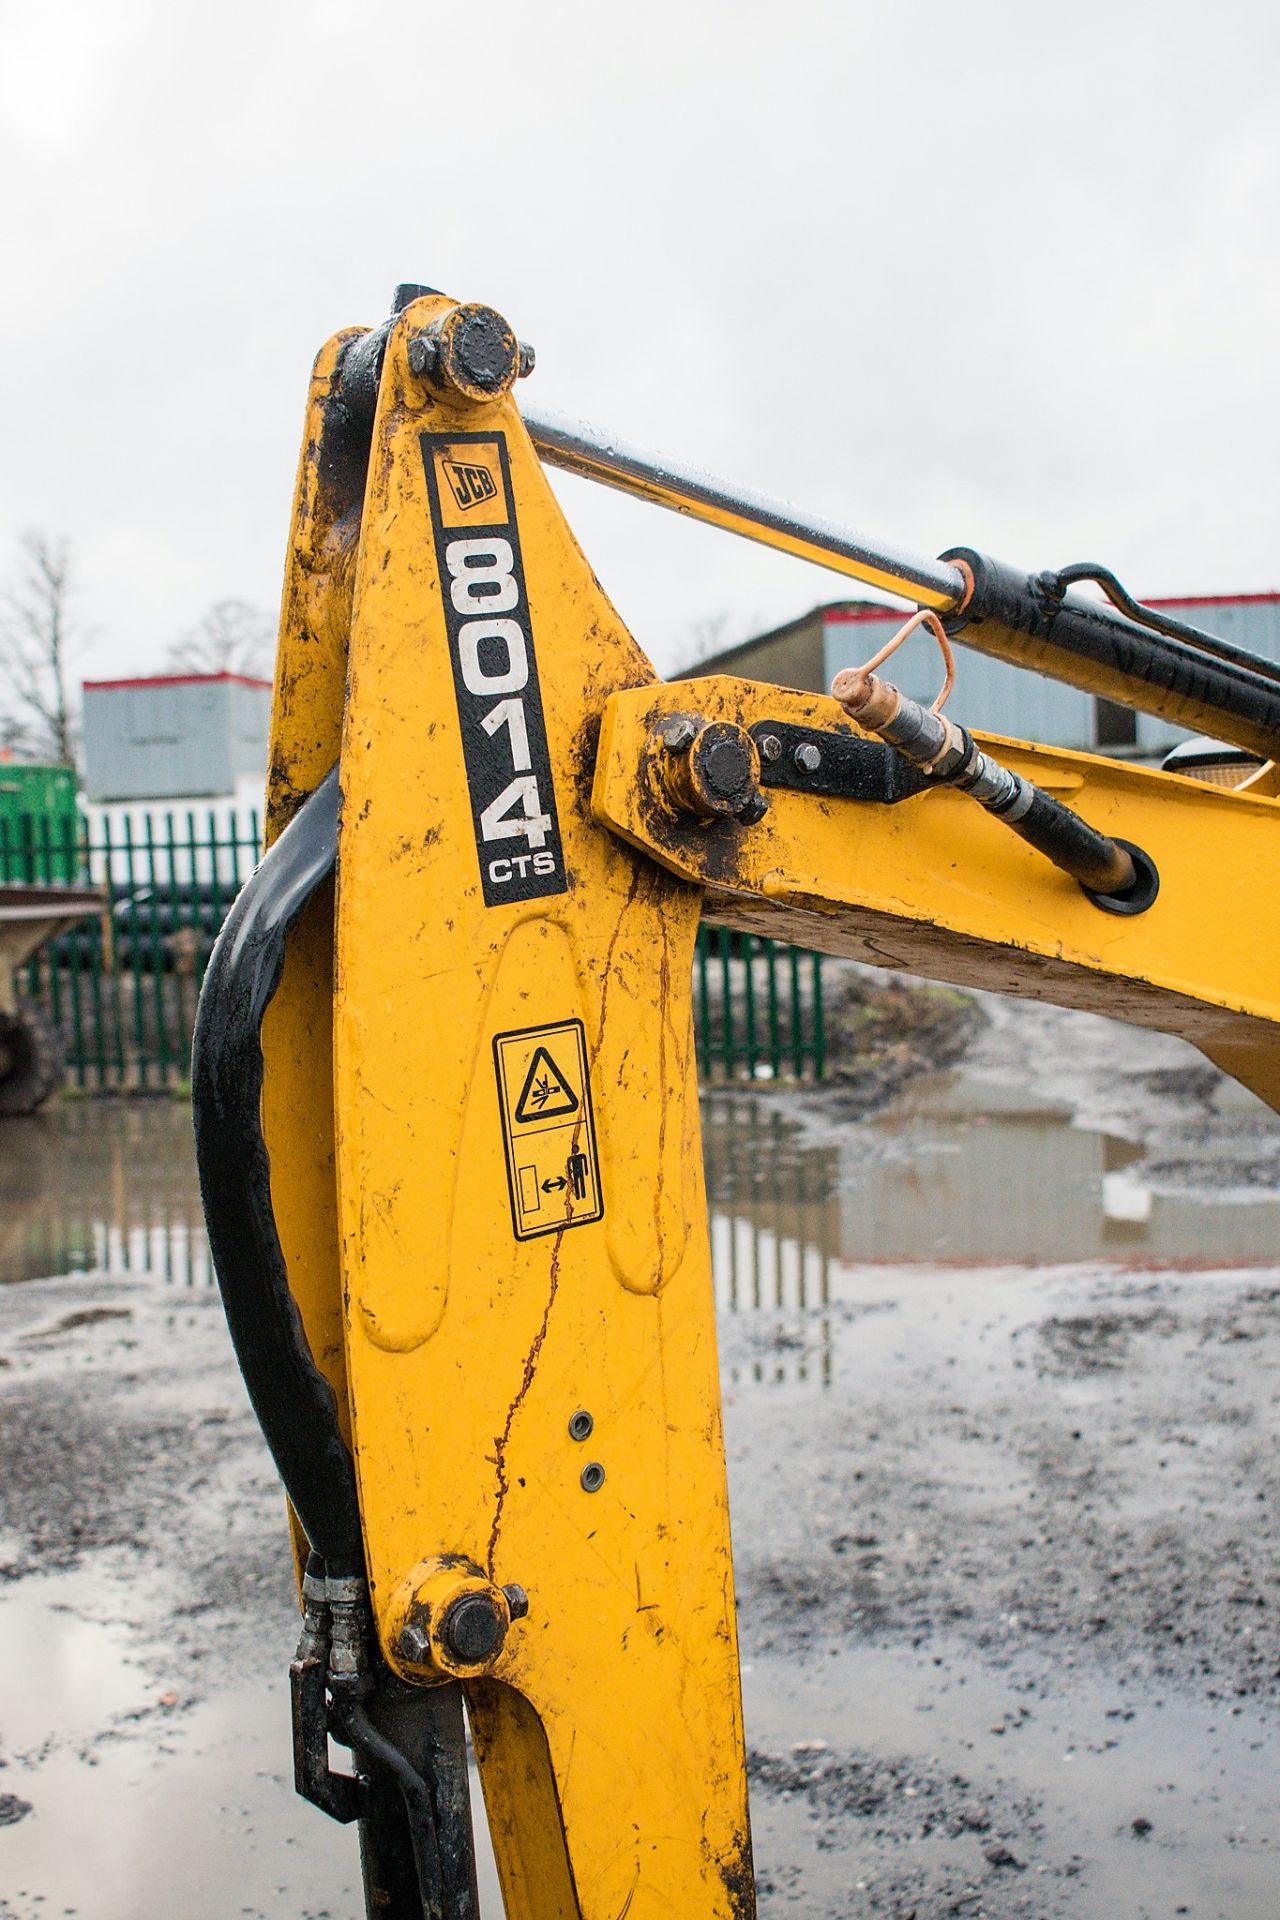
left=523, top=405, right=965, bottom=609
left=523, top=405, right=1280, bottom=762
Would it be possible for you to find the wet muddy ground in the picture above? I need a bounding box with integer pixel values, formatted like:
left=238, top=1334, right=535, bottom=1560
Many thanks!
left=0, top=992, right=1277, bottom=1917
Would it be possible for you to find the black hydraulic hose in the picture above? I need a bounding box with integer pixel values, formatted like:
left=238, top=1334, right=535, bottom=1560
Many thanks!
left=996, top=786, right=1133, bottom=896
left=190, top=768, right=360, bottom=1576
left=337, top=1698, right=447, bottom=1920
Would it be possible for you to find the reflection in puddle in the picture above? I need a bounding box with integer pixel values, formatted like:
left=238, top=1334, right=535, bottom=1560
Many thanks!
left=0, top=1102, right=209, bottom=1289
left=0, top=1580, right=145, bottom=1758
left=4, top=1074, right=1277, bottom=1334
left=702, top=1100, right=838, bottom=1389
left=0, top=1587, right=503, bottom=1920
left=701, top=1075, right=1279, bottom=1390
left=0, top=1580, right=368, bottom=1918
left=703, top=1081, right=1280, bottom=1273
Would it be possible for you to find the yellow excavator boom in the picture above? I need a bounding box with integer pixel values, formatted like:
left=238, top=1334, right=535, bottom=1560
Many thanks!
left=192, top=286, right=1280, bottom=1919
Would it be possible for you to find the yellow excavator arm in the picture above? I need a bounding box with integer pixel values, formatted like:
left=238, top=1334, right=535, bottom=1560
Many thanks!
left=191, top=285, right=1280, bottom=1919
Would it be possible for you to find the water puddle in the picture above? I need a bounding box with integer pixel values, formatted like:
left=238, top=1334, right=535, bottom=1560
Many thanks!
left=742, top=1639, right=1279, bottom=1915
left=0, top=1579, right=503, bottom=1920
left=703, top=1072, right=1280, bottom=1280
left=702, top=1072, right=1279, bottom=1391
left=0, top=1102, right=209, bottom=1289
left=1, top=1066, right=1276, bottom=1914
left=7, top=1064, right=1276, bottom=1302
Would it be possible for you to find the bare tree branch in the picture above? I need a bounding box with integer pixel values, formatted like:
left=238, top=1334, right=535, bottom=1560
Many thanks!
left=166, top=599, right=274, bottom=679
left=670, top=610, right=759, bottom=674
left=0, top=533, right=82, bottom=765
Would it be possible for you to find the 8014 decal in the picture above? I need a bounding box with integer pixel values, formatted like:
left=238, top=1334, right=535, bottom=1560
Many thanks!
left=421, top=432, right=567, bottom=908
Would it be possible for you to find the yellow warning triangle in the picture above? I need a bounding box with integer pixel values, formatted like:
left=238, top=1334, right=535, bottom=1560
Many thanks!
left=514, top=1046, right=580, bottom=1123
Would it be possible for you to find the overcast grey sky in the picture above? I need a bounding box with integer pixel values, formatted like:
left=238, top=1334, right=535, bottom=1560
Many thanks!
left=3, top=0, right=1278, bottom=686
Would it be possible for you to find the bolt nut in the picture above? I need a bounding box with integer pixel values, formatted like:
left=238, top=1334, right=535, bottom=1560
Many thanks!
left=568, top=1409, right=594, bottom=1441
left=396, top=1620, right=433, bottom=1666
left=737, top=792, right=770, bottom=826
left=502, top=1582, right=530, bottom=1622
left=794, top=742, right=822, bottom=773
left=662, top=717, right=699, bottom=755
left=580, top=1461, right=606, bottom=1493
left=406, top=333, right=440, bottom=377
left=517, top=341, right=536, bottom=378
left=440, top=1590, right=508, bottom=1666
left=759, top=733, right=783, bottom=764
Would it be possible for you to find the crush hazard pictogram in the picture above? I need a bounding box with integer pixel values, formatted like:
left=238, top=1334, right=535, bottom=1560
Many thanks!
left=493, top=1018, right=603, bottom=1240
left=514, top=1046, right=579, bottom=1124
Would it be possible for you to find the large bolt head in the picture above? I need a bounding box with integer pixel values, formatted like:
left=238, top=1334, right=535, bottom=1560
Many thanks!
left=653, top=717, right=766, bottom=826
left=700, top=733, right=752, bottom=800
left=686, top=723, right=763, bottom=821
left=440, top=1590, right=508, bottom=1665
left=420, top=304, right=520, bottom=402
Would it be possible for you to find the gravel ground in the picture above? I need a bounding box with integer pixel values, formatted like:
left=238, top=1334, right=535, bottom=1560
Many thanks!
left=0, top=996, right=1276, bottom=1917
left=725, top=1251, right=1278, bottom=1916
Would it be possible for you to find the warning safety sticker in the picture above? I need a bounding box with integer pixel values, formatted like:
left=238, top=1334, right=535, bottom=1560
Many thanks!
left=492, top=1018, right=603, bottom=1240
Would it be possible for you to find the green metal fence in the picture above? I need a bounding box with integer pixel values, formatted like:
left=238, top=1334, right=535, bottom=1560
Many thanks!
left=1, top=810, right=261, bottom=1093
left=694, top=926, right=825, bottom=1083
left=2, top=814, right=825, bottom=1090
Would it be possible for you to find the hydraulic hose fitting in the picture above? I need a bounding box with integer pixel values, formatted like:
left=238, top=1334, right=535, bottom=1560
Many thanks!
left=832, top=671, right=1158, bottom=913
left=326, top=1573, right=373, bottom=1690
left=829, top=667, right=902, bottom=736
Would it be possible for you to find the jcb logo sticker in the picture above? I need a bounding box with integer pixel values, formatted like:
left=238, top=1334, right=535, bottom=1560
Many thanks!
left=442, top=458, right=498, bottom=513
left=430, top=441, right=510, bottom=530
left=421, top=432, right=567, bottom=909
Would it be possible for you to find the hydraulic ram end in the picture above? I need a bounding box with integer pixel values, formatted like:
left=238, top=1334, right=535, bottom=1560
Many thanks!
left=831, top=666, right=1160, bottom=913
